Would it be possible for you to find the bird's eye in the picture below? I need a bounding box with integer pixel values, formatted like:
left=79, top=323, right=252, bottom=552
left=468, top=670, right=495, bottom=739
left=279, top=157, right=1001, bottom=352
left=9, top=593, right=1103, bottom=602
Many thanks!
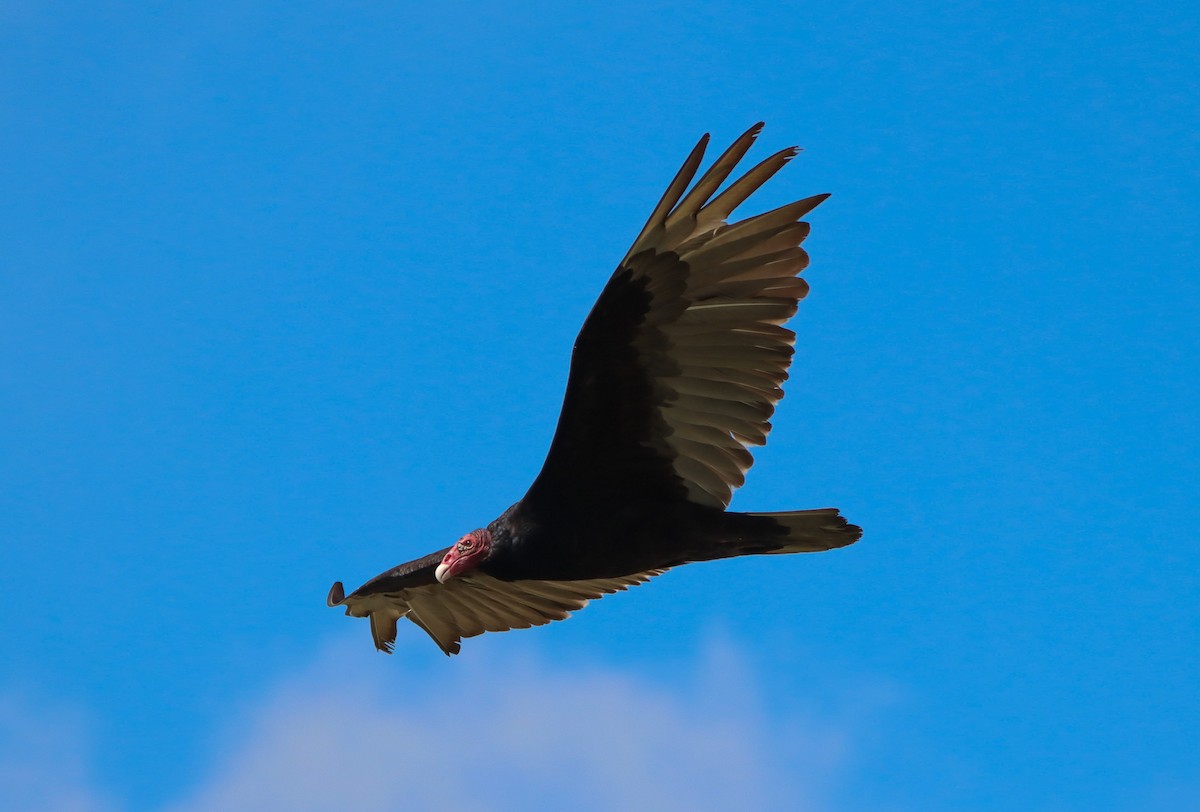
left=459, top=539, right=473, bottom=552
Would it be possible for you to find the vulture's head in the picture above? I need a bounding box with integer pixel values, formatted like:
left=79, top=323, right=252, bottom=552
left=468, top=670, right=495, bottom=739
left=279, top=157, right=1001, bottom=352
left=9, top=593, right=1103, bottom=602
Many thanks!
left=435, top=528, right=493, bottom=583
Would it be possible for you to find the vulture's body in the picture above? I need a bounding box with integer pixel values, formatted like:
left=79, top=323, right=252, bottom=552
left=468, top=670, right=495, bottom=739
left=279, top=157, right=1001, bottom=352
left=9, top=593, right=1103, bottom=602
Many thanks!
left=328, top=124, right=861, bottom=655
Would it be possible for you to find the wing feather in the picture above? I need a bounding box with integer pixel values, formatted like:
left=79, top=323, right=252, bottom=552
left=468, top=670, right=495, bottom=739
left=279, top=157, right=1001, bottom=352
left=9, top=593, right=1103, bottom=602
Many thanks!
left=698, top=148, right=802, bottom=230
left=332, top=566, right=666, bottom=656
left=525, top=124, right=827, bottom=510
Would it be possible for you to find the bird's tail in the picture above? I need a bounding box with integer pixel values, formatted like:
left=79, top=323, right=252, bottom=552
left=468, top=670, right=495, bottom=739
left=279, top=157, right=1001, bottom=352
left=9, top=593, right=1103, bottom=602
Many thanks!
left=719, top=508, right=861, bottom=557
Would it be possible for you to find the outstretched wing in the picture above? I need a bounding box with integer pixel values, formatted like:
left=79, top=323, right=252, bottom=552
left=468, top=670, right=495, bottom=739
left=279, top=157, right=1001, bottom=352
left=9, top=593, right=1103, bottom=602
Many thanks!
left=524, top=123, right=828, bottom=510
left=328, top=565, right=663, bottom=656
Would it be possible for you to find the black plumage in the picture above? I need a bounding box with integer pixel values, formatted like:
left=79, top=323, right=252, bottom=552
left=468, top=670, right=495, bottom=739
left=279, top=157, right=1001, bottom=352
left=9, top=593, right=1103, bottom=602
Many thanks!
left=328, top=124, right=861, bottom=655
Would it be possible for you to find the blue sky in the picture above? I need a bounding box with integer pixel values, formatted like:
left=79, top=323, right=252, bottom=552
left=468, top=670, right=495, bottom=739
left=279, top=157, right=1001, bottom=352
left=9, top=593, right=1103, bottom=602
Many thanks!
left=2, top=2, right=1198, bottom=810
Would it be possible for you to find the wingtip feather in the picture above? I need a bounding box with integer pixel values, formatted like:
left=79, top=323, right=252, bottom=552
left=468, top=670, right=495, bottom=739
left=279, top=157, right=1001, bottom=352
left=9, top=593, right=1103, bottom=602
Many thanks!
left=369, top=610, right=400, bottom=654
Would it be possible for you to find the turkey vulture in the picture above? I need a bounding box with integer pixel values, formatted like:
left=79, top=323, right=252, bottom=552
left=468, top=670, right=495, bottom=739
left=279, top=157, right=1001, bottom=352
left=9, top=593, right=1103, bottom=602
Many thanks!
left=327, top=123, right=861, bottom=655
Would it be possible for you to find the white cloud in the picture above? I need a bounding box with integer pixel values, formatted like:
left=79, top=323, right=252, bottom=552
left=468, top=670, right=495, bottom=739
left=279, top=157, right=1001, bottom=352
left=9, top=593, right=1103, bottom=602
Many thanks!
left=165, top=635, right=876, bottom=812
left=2, top=636, right=888, bottom=812
left=0, top=692, right=115, bottom=812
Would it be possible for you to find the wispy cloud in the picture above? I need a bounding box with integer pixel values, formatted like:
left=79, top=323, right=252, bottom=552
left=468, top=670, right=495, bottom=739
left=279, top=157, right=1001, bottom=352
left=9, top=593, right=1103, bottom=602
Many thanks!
left=166, top=635, right=879, bottom=812
left=3, top=636, right=888, bottom=812
left=0, top=691, right=115, bottom=812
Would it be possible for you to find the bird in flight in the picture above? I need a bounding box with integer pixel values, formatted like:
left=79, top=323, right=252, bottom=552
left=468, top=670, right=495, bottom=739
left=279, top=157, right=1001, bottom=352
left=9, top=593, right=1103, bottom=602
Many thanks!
left=328, top=123, right=861, bottom=655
